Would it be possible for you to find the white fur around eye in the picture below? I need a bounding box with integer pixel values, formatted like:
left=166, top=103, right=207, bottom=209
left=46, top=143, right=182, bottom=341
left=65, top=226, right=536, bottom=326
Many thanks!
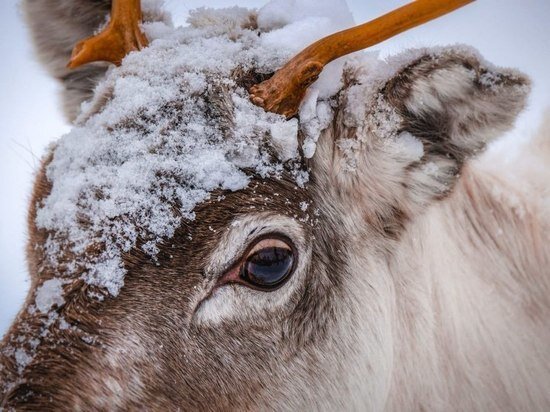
left=193, top=213, right=310, bottom=326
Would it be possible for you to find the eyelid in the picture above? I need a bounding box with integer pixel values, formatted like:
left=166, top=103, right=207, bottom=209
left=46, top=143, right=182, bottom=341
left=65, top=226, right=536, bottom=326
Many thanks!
left=239, top=233, right=295, bottom=265
left=247, top=238, right=292, bottom=256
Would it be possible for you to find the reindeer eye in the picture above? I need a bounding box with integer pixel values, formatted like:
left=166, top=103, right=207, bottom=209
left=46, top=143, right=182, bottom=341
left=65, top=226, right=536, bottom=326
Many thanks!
left=240, top=238, right=295, bottom=290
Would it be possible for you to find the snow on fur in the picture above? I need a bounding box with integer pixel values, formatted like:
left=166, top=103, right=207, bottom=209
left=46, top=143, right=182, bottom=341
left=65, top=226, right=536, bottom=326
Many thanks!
left=34, top=0, right=499, bottom=304
left=35, top=1, right=353, bottom=297
left=35, top=0, right=492, bottom=300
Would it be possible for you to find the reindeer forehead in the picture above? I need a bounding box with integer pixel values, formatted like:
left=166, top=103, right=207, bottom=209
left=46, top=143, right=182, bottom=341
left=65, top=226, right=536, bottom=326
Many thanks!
left=148, top=178, right=313, bottom=273
left=34, top=9, right=314, bottom=300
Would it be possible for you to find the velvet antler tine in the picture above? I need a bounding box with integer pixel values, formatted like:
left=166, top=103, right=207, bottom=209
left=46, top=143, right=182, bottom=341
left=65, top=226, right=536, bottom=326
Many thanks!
left=250, top=0, right=475, bottom=118
left=68, top=0, right=148, bottom=69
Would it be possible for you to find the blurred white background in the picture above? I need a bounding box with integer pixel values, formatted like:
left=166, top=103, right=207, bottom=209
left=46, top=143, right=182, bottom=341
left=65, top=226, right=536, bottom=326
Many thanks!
left=1, top=0, right=549, bottom=336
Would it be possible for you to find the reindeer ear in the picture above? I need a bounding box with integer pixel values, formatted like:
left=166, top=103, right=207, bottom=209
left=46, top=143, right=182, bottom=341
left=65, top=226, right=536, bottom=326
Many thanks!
left=372, top=47, right=530, bottom=203
left=315, top=48, right=530, bottom=228
left=384, top=47, right=530, bottom=164
left=23, top=0, right=111, bottom=122
left=348, top=47, right=530, bottom=202
left=22, top=0, right=169, bottom=123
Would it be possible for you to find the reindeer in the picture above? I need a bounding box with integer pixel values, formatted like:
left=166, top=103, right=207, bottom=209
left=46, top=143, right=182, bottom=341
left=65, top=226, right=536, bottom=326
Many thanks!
left=1, top=0, right=549, bottom=409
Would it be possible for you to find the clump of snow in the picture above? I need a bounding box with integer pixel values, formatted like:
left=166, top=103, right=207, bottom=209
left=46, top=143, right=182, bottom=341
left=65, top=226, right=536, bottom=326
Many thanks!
left=299, top=91, right=334, bottom=158
left=36, top=1, right=352, bottom=298
left=396, top=132, right=424, bottom=161
left=35, top=278, right=65, bottom=313
left=270, top=119, right=299, bottom=161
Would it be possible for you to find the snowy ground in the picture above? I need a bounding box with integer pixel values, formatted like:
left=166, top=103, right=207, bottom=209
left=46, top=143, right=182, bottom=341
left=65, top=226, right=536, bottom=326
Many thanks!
left=1, top=0, right=549, bottom=337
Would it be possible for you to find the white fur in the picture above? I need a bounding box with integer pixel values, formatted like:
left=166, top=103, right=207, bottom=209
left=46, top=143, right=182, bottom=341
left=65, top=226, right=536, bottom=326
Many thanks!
left=196, top=213, right=311, bottom=326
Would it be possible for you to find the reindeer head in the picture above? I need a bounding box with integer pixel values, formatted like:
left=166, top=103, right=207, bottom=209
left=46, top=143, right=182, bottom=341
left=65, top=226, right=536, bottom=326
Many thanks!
left=1, top=0, right=529, bottom=409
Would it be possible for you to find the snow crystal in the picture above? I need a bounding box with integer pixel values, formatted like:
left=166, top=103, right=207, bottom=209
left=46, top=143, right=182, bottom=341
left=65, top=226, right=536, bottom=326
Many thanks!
left=58, top=318, right=71, bottom=330
left=35, top=278, right=65, bottom=314
left=14, top=348, right=32, bottom=373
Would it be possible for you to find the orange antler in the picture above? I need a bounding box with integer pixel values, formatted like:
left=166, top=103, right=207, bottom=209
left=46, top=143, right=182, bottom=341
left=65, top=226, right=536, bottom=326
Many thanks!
left=68, top=0, right=148, bottom=69
left=250, top=0, right=475, bottom=118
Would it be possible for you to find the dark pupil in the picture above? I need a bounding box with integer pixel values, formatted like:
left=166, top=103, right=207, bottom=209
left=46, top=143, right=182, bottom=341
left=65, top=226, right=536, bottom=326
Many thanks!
left=243, top=247, right=294, bottom=288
